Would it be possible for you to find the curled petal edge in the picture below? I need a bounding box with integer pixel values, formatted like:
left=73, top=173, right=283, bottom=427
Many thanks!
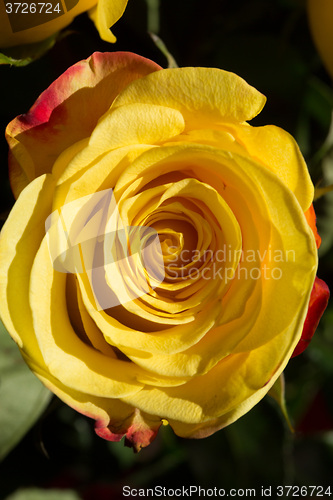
left=94, top=408, right=163, bottom=452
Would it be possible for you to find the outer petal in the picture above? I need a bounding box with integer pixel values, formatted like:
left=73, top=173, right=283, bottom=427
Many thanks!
left=0, top=174, right=55, bottom=353
left=29, top=239, right=144, bottom=399
left=222, top=124, right=314, bottom=212
left=292, top=277, right=330, bottom=357
left=164, top=125, right=313, bottom=212
left=122, top=297, right=309, bottom=433
left=36, top=369, right=161, bottom=451
left=112, top=67, right=266, bottom=128
left=88, top=0, right=128, bottom=43
left=6, top=52, right=161, bottom=198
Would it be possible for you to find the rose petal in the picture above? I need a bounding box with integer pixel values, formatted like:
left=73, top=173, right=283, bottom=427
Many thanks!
left=71, top=144, right=317, bottom=380
left=84, top=103, right=185, bottom=159
left=6, top=52, right=161, bottom=198
left=292, top=277, right=330, bottom=357
left=166, top=125, right=313, bottom=213
left=88, top=0, right=128, bottom=43
left=29, top=237, right=146, bottom=398
left=0, top=174, right=55, bottom=353
left=122, top=302, right=307, bottom=433
left=222, top=124, right=314, bottom=212
left=36, top=370, right=159, bottom=451
left=112, top=67, right=266, bottom=127
left=95, top=408, right=162, bottom=452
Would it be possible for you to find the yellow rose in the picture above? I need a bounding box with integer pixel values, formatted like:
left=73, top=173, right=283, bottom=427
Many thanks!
left=0, top=52, right=327, bottom=451
left=308, top=0, right=333, bottom=79
left=0, top=0, right=128, bottom=48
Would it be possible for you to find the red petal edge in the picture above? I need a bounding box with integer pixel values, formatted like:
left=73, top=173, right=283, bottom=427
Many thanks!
left=292, top=277, right=330, bottom=357
left=6, top=51, right=162, bottom=198
left=94, top=409, right=162, bottom=452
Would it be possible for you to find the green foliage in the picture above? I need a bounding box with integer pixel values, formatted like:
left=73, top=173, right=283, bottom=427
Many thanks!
left=0, top=34, right=59, bottom=66
left=5, top=490, right=81, bottom=500
left=0, top=321, right=52, bottom=461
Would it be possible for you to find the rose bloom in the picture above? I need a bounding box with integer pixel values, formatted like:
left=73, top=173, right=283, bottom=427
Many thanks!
left=0, top=52, right=329, bottom=451
left=0, top=0, right=128, bottom=48
left=308, top=0, right=333, bottom=79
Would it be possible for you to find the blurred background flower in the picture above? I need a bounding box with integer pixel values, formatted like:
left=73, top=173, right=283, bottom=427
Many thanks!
left=307, top=0, right=333, bottom=80
left=0, top=0, right=128, bottom=65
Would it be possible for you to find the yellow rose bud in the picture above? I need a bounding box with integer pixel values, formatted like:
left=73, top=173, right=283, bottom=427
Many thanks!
left=0, top=0, right=128, bottom=48
left=308, top=0, right=333, bottom=79
left=0, top=52, right=326, bottom=451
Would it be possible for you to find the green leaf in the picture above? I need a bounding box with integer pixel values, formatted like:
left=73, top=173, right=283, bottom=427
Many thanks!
left=267, top=373, right=294, bottom=432
left=0, top=32, right=59, bottom=67
left=5, top=489, right=82, bottom=500
left=0, top=320, right=52, bottom=461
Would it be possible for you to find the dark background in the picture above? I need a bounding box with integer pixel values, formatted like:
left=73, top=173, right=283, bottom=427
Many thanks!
left=1, top=0, right=333, bottom=498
